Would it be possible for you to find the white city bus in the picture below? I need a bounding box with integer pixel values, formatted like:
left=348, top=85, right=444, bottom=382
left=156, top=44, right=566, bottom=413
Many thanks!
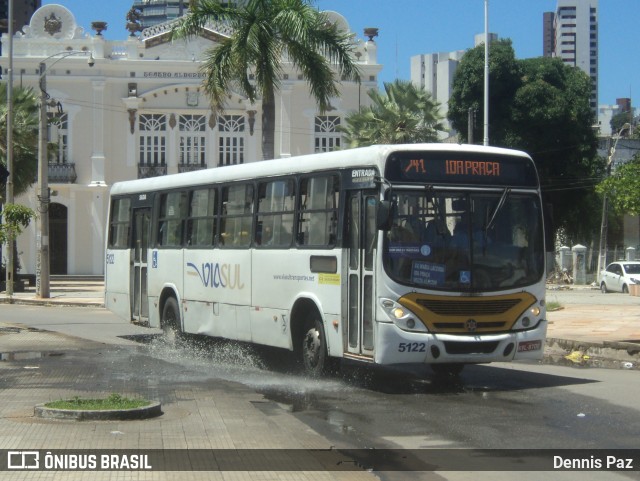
left=105, top=144, right=550, bottom=376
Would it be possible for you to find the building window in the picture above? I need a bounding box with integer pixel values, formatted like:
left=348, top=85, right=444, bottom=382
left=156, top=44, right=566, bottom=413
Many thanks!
left=48, top=112, right=68, bottom=164
left=218, top=115, right=245, bottom=166
left=139, top=114, right=167, bottom=166
left=314, top=115, right=341, bottom=153
left=179, top=114, right=206, bottom=166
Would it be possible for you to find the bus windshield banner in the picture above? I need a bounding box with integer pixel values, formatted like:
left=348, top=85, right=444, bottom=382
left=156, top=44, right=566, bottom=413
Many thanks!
left=385, top=151, right=539, bottom=187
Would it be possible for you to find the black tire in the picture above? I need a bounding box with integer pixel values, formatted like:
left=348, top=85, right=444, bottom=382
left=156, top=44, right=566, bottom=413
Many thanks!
left=622, top=284, right=629, bottom=294
left=600, top=282, right=608, bottom=294
left=301, top=319, right=328, bottom=377
left=161, top=297, right=182, bottom=345
left=431, top=363, right=465, bottom=377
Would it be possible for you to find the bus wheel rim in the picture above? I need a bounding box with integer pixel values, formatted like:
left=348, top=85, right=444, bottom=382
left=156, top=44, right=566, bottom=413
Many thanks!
left=304, top=328, right=321, bottom=367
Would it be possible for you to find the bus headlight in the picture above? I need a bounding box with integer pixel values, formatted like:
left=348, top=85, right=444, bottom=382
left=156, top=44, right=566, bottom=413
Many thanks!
left=514, top=304, right=543, bottom=330
left=380, top=298, right=428, bottom=332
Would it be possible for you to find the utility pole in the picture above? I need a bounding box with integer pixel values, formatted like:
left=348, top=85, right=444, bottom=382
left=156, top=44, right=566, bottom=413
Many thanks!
left=36, top=62, right=50, bottom=298
left=5, top=0, right=15, bottom=296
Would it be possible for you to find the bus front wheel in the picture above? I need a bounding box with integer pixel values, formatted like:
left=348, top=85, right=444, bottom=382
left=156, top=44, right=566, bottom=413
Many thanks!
left=301, top=320, right=328, bottom=377
left=161, top=297, right=182, bottom=345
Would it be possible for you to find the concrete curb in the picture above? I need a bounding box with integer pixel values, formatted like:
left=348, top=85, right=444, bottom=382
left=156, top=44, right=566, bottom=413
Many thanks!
left=544, top=337, right=639, bottom=369
left=34, top=400, right=162, bottom=421
left=0, top=298, right=104, bottom=308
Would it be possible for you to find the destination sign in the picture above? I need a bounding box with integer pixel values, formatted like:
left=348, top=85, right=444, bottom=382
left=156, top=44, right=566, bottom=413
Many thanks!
left=385, top=151, right=538, bottom=187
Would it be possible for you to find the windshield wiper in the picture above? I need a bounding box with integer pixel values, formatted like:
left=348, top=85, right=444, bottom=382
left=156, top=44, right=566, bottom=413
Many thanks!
left=485, top=188, right=511, bottom=233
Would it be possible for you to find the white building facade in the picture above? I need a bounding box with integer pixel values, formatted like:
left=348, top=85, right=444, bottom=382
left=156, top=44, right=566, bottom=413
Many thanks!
left=1, top=4, right=381, bottom=276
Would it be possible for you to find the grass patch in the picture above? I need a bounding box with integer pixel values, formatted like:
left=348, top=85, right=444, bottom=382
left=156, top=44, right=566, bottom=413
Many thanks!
left=547, top=300, right=562, bottom=311
left=45, top=393, right=151, bottom=411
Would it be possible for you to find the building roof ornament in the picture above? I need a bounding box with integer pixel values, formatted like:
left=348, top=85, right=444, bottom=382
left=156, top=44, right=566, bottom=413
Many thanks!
left=25, top=5, right=83, bottom=40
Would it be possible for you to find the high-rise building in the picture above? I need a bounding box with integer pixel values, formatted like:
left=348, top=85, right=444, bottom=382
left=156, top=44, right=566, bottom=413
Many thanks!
left=544, top=0, right=598, bottom=112
left=410, top=34, right=496, bottom=137
left=542, top=12, right=555, bottom=57
left=131, top=0, right=190, bottom=29
left=131, top=0, right=241, bottom=29
left=0, top=0, right=40, bottom=35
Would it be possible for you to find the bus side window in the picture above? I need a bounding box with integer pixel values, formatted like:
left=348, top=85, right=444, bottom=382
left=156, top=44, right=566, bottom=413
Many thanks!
left=256, top=179, right=295, bottom=248
left=108, top=197, right=131, bottom=248
left=186, top=188, right=217, bottom=247
left=297, top=175, right=339, bottom=247
left=221, top=184, right=253, bottom=248
left=158, top=191, right=187, bottom=247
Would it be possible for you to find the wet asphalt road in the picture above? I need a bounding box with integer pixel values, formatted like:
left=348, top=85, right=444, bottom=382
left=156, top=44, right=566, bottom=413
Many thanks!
left=2, top=303, right=640, bottom=481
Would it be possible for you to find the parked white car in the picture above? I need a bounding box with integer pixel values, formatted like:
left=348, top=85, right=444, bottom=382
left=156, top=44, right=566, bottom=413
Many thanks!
left=600, top=261, right=640, bottom=294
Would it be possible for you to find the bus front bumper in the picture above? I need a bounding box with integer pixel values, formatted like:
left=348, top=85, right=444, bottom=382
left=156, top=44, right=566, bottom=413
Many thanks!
left=375, top=321, right=547, bottom=365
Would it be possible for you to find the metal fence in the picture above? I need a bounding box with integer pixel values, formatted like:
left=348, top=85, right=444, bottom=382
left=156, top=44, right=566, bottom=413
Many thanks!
left=550, top=244, right=638, bottom=285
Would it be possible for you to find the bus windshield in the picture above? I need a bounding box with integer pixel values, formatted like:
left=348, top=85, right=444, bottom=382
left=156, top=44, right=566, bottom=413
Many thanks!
left=384, top=190, right=545, bottom=291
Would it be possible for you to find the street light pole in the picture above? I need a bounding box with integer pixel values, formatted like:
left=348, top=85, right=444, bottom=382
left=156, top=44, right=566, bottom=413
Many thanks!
left=483, top=0, right=489, bottom=146
left=36, top=61, right=50, bottom=298
left=596, top=122, right=631, bottom=285
left=4, top=0, right=14, bottom=296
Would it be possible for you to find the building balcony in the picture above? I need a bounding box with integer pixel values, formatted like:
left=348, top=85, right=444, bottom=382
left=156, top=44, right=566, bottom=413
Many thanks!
left=178, top=163, right=208, bottom=173
left=48, top=163, right=77, bottom=183
left=138, top=164, right=167, bottom=178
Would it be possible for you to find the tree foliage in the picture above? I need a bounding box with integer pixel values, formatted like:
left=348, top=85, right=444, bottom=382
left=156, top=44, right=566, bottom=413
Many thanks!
left=448, top=40, right=599, bottom=242
left=0, top=84, right=39, bottom=202
left=0, top=203, right=35, bottom=245
left=597, top=153, right=640, bottom=216
left=173, top=0, right=360, bottom=160
left=341, top=80, right=444, bottom=147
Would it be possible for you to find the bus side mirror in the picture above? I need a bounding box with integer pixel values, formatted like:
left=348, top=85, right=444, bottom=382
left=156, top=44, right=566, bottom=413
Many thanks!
left=376, top=200, right=394, bottom=231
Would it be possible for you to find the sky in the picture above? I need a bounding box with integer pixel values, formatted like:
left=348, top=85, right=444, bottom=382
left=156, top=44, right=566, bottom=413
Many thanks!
left=41, top=0, right=639, bottom=107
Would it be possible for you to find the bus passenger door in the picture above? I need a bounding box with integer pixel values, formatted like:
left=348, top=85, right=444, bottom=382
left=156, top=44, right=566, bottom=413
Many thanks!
left=346, top=192, right=377, bottom=359
left=131, top=208, right=150, bottom=324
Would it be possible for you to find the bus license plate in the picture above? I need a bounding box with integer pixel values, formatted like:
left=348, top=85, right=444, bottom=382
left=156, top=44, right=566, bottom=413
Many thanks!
left=517, top=340, right=542, bottom=352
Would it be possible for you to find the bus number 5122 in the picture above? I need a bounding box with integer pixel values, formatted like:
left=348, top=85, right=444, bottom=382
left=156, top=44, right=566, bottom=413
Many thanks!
left=398, top=342, right=426, bottom=353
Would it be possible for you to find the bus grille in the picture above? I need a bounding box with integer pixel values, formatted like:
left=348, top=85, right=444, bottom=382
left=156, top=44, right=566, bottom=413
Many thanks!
left=398, top=292, right=537, bottom=334
left=444, top=341, right=499, bottom=355
left=416, top=298, right=520, bottom=316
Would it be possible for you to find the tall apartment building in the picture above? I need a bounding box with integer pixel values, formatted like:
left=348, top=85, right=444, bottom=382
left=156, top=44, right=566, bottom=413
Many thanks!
left=543, top=0, right=598, bottom=112
left=410, top=33, right=496, bottom=136
left=131, top=0, right=190, bottom=29
left=131, top=1, right=242, bottom=29
left=0, top=0, right=40, bottom=36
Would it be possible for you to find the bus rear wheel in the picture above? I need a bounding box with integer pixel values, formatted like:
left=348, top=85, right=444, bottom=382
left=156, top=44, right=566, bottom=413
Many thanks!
left=302, top=320, right=328, bottom=377
left=161, top=297, right=182, bottom=345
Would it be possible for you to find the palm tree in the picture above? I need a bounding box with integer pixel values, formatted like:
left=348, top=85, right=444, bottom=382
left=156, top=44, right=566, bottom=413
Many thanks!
left=342, top=80, right=444, bottom=147
left=0, top=85, right=38, bottom=288
left=0, top=84, right=39, bottom=201
left=173, top=0, right=361, bottom=160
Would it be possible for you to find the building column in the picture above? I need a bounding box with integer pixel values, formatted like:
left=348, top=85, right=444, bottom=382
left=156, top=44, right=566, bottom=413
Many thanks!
left=91, top=80, right=106, bottom=184
left=279, top=83, right=293, bottom=158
